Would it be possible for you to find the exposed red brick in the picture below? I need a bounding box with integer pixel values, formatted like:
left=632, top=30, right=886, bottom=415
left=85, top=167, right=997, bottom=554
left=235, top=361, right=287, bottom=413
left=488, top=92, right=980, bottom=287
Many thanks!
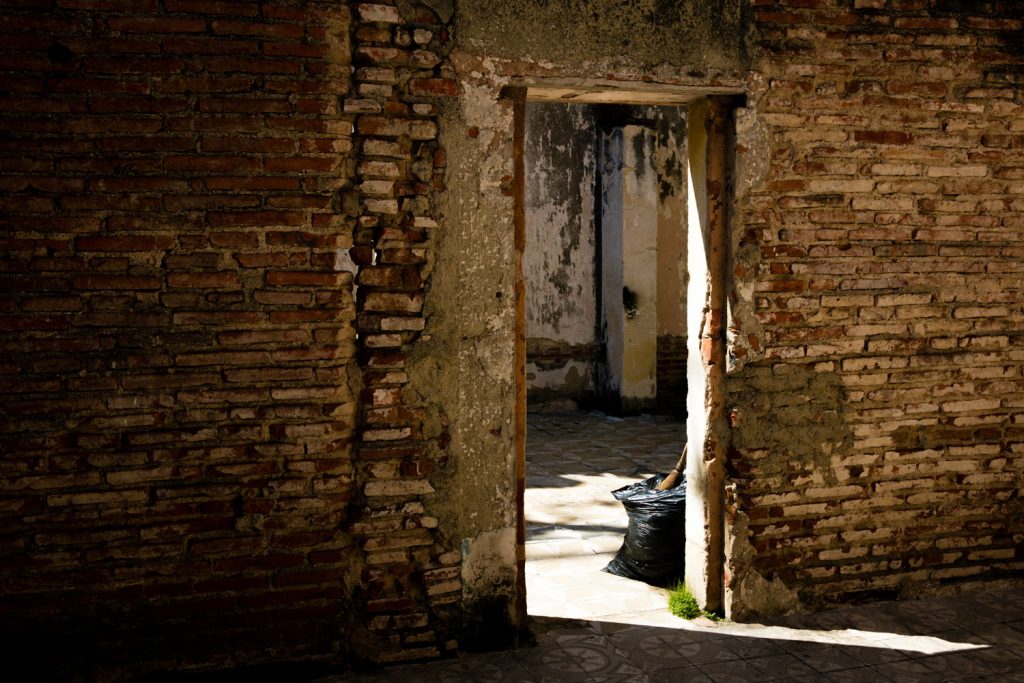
left=853, top=130, right=914, bottom=144
left=76, top=235, right=174, bottom=251
left=408, top=78, right=458, bottom=96
left=208, top=210, right=306, bottom=227
left=0, top=0, right=369, bottom=675
left=71, top=275, right=162, bottom=290
left=266, top=271, right=346, bottom=286
left=166, top=272, right=240, bottom=289
left=3, top=0, right=1022, bottom=677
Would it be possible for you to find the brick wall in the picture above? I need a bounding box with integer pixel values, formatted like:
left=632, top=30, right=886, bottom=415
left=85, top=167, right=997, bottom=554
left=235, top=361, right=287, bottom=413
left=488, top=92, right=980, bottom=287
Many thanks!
left=727, top=0, right=1024, bottom=613
left=0, top=0, right=456, bottom=677
left=3, top=0, right=1024, bottom=674
left=347, top=0, right=465, bottom=665
left=1, top=0, right=462, bottom=675
left=656, top=334, right=687, bottom=416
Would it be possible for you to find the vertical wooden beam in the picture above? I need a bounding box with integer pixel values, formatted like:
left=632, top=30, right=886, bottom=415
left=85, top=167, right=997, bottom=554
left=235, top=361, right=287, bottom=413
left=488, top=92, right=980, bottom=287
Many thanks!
left=511, top=90, right=528, bottom=632
left=702, top=96, right=732, bottom=613
left=686, top=95, right=736, bottom=615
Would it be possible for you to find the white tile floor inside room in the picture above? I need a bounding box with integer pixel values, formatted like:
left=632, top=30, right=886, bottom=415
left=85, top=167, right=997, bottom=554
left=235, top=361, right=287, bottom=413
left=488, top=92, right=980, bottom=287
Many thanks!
left=524, top=410, right=686, bottom=626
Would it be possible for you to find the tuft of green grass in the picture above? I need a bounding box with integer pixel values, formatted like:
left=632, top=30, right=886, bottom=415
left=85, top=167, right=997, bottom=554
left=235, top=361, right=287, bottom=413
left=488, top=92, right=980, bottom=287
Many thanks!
left=667, top=582, right=720, bottom=621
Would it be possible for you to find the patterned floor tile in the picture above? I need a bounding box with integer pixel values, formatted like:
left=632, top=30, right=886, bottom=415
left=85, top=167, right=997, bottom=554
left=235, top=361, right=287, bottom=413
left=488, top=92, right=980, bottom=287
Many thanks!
left=921, top=626, right=989, bottom=648
left=871, top=657, right=949, bottom=682
left=969, top=589, right=1024, bottom=622
left=512, top=643, right=593, bottom=682
left=697, top=657, right=766, bottom=682
left=637, top=665, right=713, bottom=682
left=555, top=635, right=649, bottom=679
left=835, top=641, right=913, bottom=665
left=662, top=636, right=742, bottom=666
left=787, top=669, right=894, bottom=683
left=719, top=634, right=786, bottom=659
left=919, top=650, right=1015, bottom=678
left=607, top=631, right=695, bottom=674
left=825, top=605, right=909, bottom=635
left=960, top=645, right=1024, bottom=672
left=785, top=642, right=865, bottom=673
left=965, top=622, right=1024, bottom=649
left=743, top=652, right=818, bottom=679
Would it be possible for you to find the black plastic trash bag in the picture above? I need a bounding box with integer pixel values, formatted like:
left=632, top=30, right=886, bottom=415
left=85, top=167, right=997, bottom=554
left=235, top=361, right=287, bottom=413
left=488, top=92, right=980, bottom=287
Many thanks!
left=603, top=473, right=686, bottom=587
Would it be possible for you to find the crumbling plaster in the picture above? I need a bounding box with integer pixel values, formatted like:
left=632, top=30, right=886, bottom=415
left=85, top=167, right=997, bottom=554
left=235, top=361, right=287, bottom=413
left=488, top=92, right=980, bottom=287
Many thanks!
left=437, top=0, right=756, bottom=625
left=406, top=81, right=522, bottom=643
left=523, top=104, right=599, bottom=406
left=454, top=0, right=752, bottom=76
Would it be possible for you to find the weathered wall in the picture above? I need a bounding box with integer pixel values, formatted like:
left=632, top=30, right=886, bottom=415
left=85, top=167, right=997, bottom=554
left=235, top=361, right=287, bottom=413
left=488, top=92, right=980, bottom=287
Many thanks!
left=450, top=0, right=1024, bottom=621
left=455, top=0, right=751, bottom=74
left=0, top=0, right=357, bottom=677
left=725, top=0, right=1024, bottom=618
left=3, top=0, right=1022, bottom=676
left=523, top=103, right=598, bottom=408
left=524, top=102, right=689, bottom=413
left=413, top=63, right=522, bottom=652
left=428, top=0, right=751, bottom=653
left=0, top=0, right=459, bottom=677
left=654, top=107, right=690, bottom=416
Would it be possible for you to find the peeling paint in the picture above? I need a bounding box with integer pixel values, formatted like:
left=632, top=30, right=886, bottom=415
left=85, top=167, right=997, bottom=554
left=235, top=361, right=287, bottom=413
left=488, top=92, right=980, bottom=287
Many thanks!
left=524, top=103, right=598, bottom=343
left=725, top=501, right=805, bottom=621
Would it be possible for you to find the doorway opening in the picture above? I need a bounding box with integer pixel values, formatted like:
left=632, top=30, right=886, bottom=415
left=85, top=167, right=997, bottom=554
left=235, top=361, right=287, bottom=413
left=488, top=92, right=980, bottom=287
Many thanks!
left=520, top=100, right=691, bottom=623
left=510, top=85, right=740, bottom=628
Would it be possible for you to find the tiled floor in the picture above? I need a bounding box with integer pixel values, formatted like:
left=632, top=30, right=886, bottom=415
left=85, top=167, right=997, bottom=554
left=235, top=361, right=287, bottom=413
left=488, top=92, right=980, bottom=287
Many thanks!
left=319, top=412, right=1024, bottom=682
left=525, top=411, right=686, bottom=624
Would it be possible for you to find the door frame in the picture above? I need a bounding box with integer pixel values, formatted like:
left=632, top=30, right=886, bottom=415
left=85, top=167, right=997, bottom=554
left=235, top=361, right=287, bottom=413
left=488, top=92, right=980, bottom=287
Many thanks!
left=506, top=81, right=744, bottom=622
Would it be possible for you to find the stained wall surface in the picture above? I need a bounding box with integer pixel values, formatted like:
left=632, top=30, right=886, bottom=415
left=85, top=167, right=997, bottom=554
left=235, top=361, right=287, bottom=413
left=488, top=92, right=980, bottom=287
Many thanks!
left=0, top=0, right=1022, bottom=677
left=724, top=0, right=1024, bottom=617
left=524, top=103, right=689, bottom=413
left=523, top=103, right=599, bottom=407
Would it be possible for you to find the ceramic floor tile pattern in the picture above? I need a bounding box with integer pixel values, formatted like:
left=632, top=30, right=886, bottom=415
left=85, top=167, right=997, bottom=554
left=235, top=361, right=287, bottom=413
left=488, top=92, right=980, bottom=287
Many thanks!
left=317, top=412, right=1024, bottom=682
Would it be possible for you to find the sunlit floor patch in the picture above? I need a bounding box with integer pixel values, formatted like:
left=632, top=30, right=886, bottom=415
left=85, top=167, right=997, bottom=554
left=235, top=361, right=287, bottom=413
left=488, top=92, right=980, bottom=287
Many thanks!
left=523, top=410, right=1008, bottom=660
left=525, top=411, right=683, bottom=624
left=686, top=621, right=988, bottom=655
